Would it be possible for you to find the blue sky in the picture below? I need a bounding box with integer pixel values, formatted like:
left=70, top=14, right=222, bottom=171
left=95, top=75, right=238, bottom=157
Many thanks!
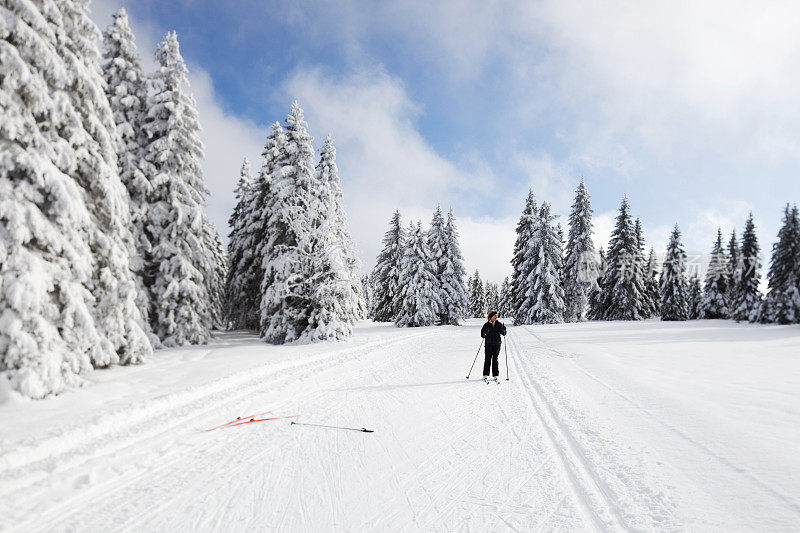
left=91, top=0, right=800, bottom=285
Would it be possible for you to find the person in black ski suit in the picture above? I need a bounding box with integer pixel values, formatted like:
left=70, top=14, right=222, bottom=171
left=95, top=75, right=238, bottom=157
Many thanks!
left=481, top=310, right=506, bottom=379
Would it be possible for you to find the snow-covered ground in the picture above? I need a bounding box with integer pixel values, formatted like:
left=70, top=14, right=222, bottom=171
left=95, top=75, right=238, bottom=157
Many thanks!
left=1, top=319, right=799, bottom=531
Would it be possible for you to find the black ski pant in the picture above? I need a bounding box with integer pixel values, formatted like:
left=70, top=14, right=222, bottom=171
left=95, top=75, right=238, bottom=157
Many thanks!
left=483, top=343, right=501, bottom=377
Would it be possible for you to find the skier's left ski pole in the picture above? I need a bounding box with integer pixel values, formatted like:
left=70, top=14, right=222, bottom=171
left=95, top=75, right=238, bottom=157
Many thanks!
left=467, top=338, right=484, bottom=379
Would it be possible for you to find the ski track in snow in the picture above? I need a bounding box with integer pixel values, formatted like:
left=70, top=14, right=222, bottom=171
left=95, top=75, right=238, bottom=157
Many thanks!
left=2, top=320, right=799, bottom=531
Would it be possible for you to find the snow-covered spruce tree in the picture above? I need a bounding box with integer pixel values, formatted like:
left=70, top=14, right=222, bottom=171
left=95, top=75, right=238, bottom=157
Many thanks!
left=60, top=0, right=152, bottom=367
left=633, top=218, right=652, bottom=318
left=485, top=282, right=500, bottom=312
left=511, top=190, right=538, bottom=324
left=102, top=8, right=155, bottom=340
left=645, top=247, right=661, bottom=317
left=660, top=225, right=689, bottom=321
left=687, top=273, right=703, bottom=320
left=259, top=103, right=320, bottom=343
left=438, top=208, right=469, bottom=325
left=202, top=218, right=227, bottom=329
left=700, top=228, right=730, bottom=319
left=224, top=157, right=255, bottom=329
left=527, top=203, right=566, bottom=324
left=564, top=179, right=599, bottom=322
left=498, top=277, right=512, bottom=318
left=759, top=204, right=800, bottom=324
left=427, top=205, right=447, bottom=323
left=362, top=274, right=374, bottom=319
left=396, top=222, right=441, bottom=327
left=598, top=198, right=646, bottom=320
left=372, top=210, right=405, bottom=322
left=303, top=133, right=363, bottom=340
left=144, top=32, right=211, bottom=346
left=587, top=247, right=607, bottom=320
left=468, top=270, right=486, bottom=318
left=732, top=213, right=762, bottom=322
left=727, top=229, right=741, bottom=308
left=0, top=0, right=152, bottom=398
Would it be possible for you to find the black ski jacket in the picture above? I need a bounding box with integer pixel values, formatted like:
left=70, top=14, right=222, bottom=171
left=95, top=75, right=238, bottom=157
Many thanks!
left=481, top=320, right=507, bottom=345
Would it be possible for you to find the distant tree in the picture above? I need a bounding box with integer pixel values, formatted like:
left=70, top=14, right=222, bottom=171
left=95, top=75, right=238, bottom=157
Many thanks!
left=527, top=203, right=566, bottom=323
left=727, top=229, right=741, bottom=308
left=225, top=157, right=257, bottom=329
left=468, top=270, right=486, bottom=318
left=511, top=190, right=538, bottom=324
left=372, top=210, right=405, bottom=322
left=700, top=229, right=730, bottom=319
left=645, top=247, right=661, bottom=317
left=484, top=282, right=500, bottom=312
left=563, top=179, right=599, bottom=322
left=588, top=248, right=607, bottom=320
left=598, top=198, right=646, bottom=320
left=687, top=273, right=703, bottom=319
left=732, top=213, right=762, bottom=322
left=498, top=277, right=512, bottom=318
left=660, top=225, right=689, bottom=321
left=396, top=222, right=441, bottom=327
left=439, top=209, right=469, bottom=324
left=758, top=205, right=800, bottom=324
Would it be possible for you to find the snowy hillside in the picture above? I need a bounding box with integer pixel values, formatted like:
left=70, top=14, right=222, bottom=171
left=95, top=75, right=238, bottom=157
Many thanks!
left=1, top=319, right=799, bottom=531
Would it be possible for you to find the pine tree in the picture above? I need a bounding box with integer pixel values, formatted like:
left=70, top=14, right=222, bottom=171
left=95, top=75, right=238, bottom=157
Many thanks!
left=372, top=210, right=405, bottom=322
left=468, top=270, right=486, bottom=318
left=304, top=134, right=362, bottom=341
left=633, top=218, right=651, bottom=318
left=1, top=0, right=151, bottom=398
left=563, top=180, right=599, bottom=322
left=498, top=277, right=512, bottom=318
left=259, top=102, right=319, bottom=343
left=225, top=158, right=254, bottom=328
left=427, top=205, right=447, bottom=323
left=202, top=219, right=227, bottom=329
left=396, top=222, right=440, bottom=327
left=527, top=203, right=566, bottom=324
left=700, top=228, right=730, bottom=319
left=588, top=248, right=607, bottom=320
left=687, top=273, right=703, bottom=320
left=598, top=198, right=646, bottom=320
left=144, top=32, right=211, bottom=346
left=102, top=8, right=154, bottom=339
left=511, top=190, right=537, bottom=324
left=645, top=247, right=661, bottom=317
left=759, top=205, right=800, bottom=324
left=484, top=282, right=500, bottom=312
left=60, top=0, right=152, bottom=367
left=660, top=225, right=689, bottom=321
left=727, top=230, right=741, bottom=308
left=439, top=208, right=469, bottom=325
left=362, top=275, right=374, bottom=319
left=732, top=213, right=762, bottom=322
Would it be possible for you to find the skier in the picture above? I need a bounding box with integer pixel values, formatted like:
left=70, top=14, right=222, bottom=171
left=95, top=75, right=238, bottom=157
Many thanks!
left=480, top=310, right=506, bottom=381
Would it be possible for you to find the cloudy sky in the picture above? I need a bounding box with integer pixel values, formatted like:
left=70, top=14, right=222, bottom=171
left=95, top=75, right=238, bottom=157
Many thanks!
left=91, top=0, right=800, bottom=285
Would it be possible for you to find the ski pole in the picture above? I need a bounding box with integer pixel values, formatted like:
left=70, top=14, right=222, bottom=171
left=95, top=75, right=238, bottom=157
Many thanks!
left=466, top=338, right=484, bottom=379
left=290, top=421, right=373, bottom=433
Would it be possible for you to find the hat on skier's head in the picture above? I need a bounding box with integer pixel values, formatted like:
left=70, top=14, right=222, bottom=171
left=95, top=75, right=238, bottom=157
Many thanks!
left=487, top=310, right=498, bottom=320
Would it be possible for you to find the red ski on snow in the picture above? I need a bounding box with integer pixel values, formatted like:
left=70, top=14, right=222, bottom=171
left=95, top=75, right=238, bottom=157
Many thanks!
left=203, top=411, right=273, bottom=432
